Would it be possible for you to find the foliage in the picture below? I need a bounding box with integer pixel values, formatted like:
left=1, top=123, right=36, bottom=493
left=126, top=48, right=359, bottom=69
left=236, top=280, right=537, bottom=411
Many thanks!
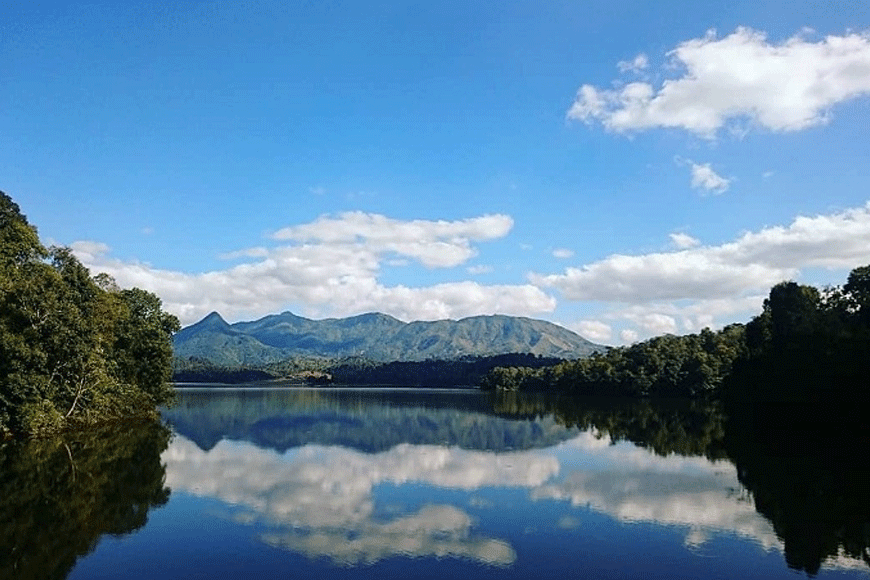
left=328, top=353, right=564, bottom=387
left=0, top=191, right=179, bottom=436
left=481, top=324, right=746, bottom=397
left=483, top=265, right=870, bottom=402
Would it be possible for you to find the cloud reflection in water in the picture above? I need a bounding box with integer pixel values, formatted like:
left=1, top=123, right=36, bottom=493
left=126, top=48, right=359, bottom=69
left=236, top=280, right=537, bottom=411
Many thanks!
left=163, top=437, right=560, bottom=566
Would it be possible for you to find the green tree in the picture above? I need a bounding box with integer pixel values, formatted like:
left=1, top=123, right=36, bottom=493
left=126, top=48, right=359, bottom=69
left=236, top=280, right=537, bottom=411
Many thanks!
left=0, top=192, right=179, bottom=436
left=112, top=288, right=180, bottom=405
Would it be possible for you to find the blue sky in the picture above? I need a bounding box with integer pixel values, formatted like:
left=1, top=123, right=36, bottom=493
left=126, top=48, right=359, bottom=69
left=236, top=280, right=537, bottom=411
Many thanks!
left=4, top=1, right=870, bottom=343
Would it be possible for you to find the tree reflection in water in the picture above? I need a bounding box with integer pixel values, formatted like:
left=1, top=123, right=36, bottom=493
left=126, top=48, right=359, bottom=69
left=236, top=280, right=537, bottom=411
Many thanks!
left=0, top=422, right=171, bottom=580
left=492, top=390, right=870, bottom=576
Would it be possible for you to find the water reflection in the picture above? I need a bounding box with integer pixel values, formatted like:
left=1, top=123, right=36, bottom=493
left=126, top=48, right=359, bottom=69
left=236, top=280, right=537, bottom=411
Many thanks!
left=162, top=387, right=578, bottom=453
left=163, top=434, right=557, bottom=566
left=532, top=434, right=777, bottom=550
left=160, top=388, right=869, bottom=577
left=0, top=422, right=171, bottom=580
left=7, top=388, right=860, bottom=578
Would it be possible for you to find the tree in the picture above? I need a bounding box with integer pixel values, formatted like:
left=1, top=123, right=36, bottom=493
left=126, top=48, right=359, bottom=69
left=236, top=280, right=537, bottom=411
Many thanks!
left=112, top=288, right=180, bottom=405
left=0, top=191, right=45, bottom=269
left=0, top=192, right=180, bottom=436
left=843, top=265, right=870, bottom=328
left=766, top=281, right=821, bottom=345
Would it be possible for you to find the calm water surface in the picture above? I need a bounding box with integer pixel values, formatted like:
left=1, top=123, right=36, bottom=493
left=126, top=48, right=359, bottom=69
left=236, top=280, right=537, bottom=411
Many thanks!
left=4, top=388, right=867, bottom=579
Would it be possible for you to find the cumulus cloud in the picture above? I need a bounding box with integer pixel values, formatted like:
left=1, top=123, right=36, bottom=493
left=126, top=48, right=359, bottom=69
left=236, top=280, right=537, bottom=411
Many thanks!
left=620, top=295, right=766, bottom=332
left=568, top=27, right=870, bottom=137
left=572, top=320, right=612, bottom=343
left=218, top=247, right=270, bottom=260
left=261, top=506, right=516, bottom=567
left=607, top=294, right=768, bottom=345
left=530, top=202, right=870, bottom=304
left=272, top=212, right=513, bottom=268
left=620, top=329, right=639, bottom=344
left=531, top=203, right=870, bottom=343
left=68, top=240, right=111, bottom=261
left=534, top=431, right=784, bottom=550
left=72, top=212, right=556, bottom=325
left=552, top=248, right=574, bottom=259
left=534, top=470, right=778, bottom=549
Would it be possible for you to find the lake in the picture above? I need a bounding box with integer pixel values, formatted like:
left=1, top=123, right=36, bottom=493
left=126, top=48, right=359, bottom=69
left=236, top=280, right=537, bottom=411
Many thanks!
left=2, top=387, right=867, bottom=579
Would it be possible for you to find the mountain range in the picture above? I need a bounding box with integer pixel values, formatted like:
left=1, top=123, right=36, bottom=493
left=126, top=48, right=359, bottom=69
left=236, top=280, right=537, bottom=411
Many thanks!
left=173, top=311, right=603, bottom=366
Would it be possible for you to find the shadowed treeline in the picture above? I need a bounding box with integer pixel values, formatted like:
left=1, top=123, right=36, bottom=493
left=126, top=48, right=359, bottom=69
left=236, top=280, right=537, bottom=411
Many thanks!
left=0, top=422, right=171, bottom=580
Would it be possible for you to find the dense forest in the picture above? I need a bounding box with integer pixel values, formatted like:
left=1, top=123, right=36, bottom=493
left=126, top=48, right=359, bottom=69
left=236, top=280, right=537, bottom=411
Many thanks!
left=481, top=267, right=870, bottom=402
left=1, top=192, right=180, bottom=437
left=173, top=352, right=564, bottom=387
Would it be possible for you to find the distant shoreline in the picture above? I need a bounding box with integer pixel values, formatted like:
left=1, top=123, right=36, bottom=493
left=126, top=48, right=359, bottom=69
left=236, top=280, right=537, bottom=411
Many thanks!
left=173, top=382, right=480, bottom=391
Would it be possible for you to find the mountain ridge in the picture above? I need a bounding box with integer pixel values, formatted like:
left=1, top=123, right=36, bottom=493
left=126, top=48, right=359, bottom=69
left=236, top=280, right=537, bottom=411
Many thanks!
left=173, top=311, right=604, bottom=366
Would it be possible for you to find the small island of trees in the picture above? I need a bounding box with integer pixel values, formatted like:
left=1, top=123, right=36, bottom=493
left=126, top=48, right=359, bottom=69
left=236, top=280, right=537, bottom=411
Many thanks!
left=1, top=192, right=179, bottom=437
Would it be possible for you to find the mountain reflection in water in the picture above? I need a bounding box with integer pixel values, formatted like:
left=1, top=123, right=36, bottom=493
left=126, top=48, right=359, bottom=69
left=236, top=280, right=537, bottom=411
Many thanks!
left=156, top=388, right=869, bottom=578
left=5, top=388, right=865, bottom=579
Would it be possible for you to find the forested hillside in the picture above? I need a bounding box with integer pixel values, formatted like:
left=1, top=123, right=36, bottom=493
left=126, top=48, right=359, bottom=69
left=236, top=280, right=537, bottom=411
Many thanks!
left=1, top=192, right=180, bottom=437
left=173, top=309, right=602, bottom=365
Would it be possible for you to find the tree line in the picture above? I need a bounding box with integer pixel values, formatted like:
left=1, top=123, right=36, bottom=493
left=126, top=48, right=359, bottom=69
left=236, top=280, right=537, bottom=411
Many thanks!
left=172, top=352, right=564, bottom=387
left=481, top=265, right=870, bottom=401
left=1, top=192, right=180, bottom=437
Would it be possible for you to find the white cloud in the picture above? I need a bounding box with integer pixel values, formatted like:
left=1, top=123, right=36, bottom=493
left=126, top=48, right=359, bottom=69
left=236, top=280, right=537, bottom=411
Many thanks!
left=568, top=27, right=870, bottom=137
left=272, top=212, right=513, bottom=268
left=552, top=248, right=574, bottom=259
left=675, top=155, right=729, bottom=193
left=572, top=320, right=612, bottom=343
left=530, top=251, right=792, bottom=303
left=68, top=241, right=111, bottom=261
left=638, top=313, right=678, bottom=335
left=530, top=202, right=870, bottom=304
left=689, top=162, right=730, bottom=194
left=617, top=53, right=649, bottom=73
left=532, top=203, right=870, bottom=343
left=603, top=294, right=767, bottom=344
left=72, top=212, right=556, bottom=325
left=669, top=232, right=700, bottom=249
left=534, top=432, right=784, bottom=551
left=620, top=329, right=639, bottom=343
left=261, top=506, right=516, bottom=567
